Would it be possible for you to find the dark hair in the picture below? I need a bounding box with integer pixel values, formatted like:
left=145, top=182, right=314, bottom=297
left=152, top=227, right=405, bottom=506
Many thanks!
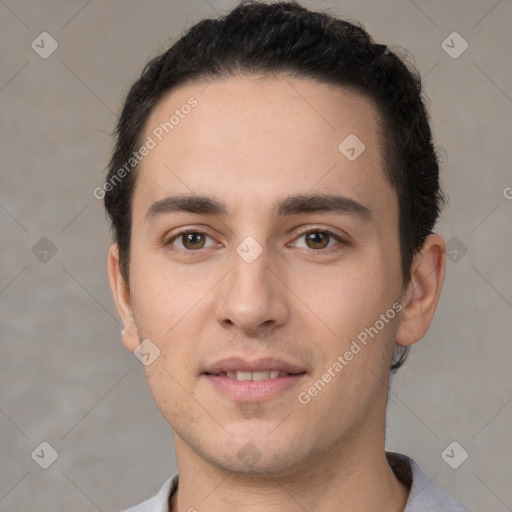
left=104, top=0, right=444, bottom=372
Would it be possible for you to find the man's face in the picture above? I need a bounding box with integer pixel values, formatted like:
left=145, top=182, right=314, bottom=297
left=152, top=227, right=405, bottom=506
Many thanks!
left=122, top=75, right=405, bottom=474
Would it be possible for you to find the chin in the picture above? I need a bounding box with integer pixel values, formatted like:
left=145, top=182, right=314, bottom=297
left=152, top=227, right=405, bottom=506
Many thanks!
left=206, top=428, right=319, bottom=477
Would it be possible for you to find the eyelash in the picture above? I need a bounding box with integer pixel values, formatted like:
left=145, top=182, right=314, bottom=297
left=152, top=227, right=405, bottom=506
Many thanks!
left=165, top=227, right=346, bottom=254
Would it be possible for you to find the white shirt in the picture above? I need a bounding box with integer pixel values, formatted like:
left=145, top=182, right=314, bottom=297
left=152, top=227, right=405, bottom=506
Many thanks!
left=120, top=453, right=470, bottom=511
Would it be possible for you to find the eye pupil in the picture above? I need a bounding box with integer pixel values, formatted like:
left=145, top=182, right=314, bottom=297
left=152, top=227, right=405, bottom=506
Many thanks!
left=307, top=232, right=329, bottom=249
left=183, top=232, right=205, bottom=249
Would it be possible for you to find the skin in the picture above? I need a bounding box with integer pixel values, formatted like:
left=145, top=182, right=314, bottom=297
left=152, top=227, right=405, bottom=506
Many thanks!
left=108, top=75, right=446, bottom=512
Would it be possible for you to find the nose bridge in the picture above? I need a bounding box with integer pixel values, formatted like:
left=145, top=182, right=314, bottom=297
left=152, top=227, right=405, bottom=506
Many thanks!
left=233, top=243, right=270, bottom=295
left=230, top=243, right=273, bottom=309
left=215, top=240, right=289, bottom=333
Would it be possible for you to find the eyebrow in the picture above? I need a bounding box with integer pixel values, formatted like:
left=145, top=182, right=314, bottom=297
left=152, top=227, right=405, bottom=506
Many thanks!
left=273, top=193, right=370, bottom=219
left=144, top=193, right=371, bottom=222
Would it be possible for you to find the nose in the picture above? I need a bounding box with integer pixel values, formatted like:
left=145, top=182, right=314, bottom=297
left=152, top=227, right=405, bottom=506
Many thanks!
left=215, top=245, right=290, bottom=337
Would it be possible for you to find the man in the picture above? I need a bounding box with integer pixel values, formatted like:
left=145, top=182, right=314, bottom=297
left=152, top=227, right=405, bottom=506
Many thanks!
left=104, top=1, right=470, bottom=510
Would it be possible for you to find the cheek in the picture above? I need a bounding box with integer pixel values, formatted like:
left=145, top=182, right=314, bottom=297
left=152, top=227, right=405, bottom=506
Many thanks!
left=292, top=258, right=390, bottom=330
left=144, top=366, right=186, bottom=423
left=129, top=264, right=212, bottom=381
left=129, top=247, right=205, bottom=337
left=295, top=255, right=400, bottom=378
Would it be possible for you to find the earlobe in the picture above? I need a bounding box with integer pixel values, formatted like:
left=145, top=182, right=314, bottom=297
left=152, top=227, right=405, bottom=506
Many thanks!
left=395, top=234, right=446, bottom=347
left=107, top=244, right=140, bottom=352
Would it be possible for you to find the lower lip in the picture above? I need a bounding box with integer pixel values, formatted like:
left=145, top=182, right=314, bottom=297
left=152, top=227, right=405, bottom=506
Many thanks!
left=204, top=374, right=306, bottom=402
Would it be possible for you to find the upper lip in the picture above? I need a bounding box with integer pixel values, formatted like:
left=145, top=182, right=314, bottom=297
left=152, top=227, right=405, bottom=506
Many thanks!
left=203, top=357, right=306, bottom=375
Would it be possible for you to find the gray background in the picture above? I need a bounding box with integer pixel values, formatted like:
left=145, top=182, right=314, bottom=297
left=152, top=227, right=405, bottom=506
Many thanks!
left=1, top=0, right=511, bottom=510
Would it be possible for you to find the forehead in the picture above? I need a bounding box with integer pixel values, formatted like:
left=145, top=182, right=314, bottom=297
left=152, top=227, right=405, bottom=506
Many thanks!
left=134, top=74, right=394, bottom=221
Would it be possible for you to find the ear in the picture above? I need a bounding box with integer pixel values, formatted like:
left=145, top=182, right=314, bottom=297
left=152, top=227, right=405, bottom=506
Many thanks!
left=107, top=244, right=140, bottom=352
left=396, top=234, right=446, bottom=347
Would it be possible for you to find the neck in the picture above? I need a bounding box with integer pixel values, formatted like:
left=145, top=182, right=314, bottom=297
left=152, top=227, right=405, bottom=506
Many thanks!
left=170, top=427, right=409, bottom=512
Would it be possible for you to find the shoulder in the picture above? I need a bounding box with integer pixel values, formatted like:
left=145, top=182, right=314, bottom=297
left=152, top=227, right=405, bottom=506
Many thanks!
left=388, top=452, right=471, bottom=512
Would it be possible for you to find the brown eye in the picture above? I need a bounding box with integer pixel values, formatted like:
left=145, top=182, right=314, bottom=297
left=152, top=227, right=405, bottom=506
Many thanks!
left=182, top=232, right=206, bottom=250
left=168, top=230, right=216, bottom=251
left=305, top=231, right=333, bottom=249
left=290, top=229, right=343, bottom=251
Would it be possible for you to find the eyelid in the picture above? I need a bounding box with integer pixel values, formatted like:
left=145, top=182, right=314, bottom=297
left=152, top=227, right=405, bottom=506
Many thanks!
left=288, top=224, right=349, bottom=242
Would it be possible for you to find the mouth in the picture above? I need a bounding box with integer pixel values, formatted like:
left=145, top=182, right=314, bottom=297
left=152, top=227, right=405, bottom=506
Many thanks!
left=202, top=357, right=307, bottom=402
left=209, top=370, right=299, bottom=381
